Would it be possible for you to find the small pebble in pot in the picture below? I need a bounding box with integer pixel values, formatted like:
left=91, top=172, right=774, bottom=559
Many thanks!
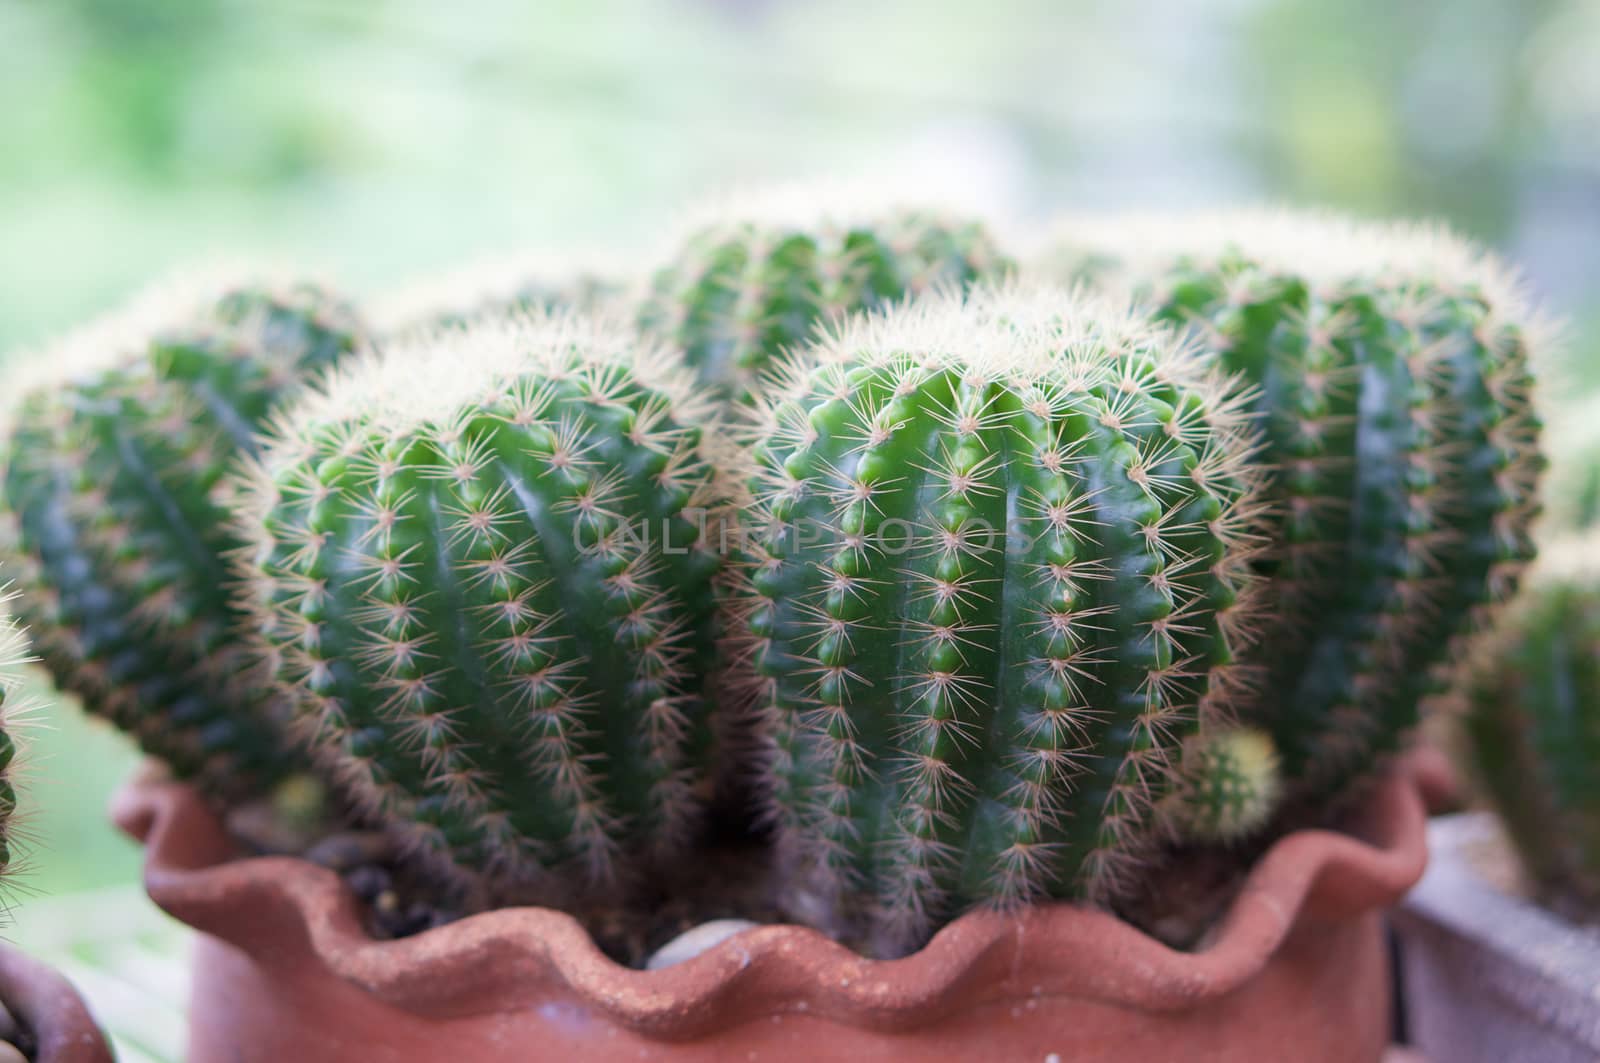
left=374, top=890, right=401, bottom=918
left=0, top=1039, right=27, bottom=1063
left=646, top=920, right=761, bottom=971
left=343, top=866, right=393, bottom=904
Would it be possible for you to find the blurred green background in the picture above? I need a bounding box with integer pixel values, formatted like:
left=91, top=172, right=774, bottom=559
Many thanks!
left=2, top=0, right=1598, bottom=898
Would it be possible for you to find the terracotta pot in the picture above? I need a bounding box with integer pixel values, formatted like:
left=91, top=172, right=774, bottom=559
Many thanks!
left=113, top=765, right=1429, bottom=1063
left=0, top=944, right=114, bottom=1063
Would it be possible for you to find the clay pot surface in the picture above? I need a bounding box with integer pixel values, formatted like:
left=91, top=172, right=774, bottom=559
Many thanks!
left=114, top=765, right=1429, bottom=1063
left=0, top=944, right=114, bottom=1063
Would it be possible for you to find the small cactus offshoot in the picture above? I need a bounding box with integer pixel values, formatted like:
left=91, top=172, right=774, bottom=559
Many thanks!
left=730, top=286, right=1268, bottom=955
left=237, top=312, right=729, bottom=907
left=1043, top=211, right=1546, bottom=813
left=0, top=279, right=364, bottom=804
left=1169, top=727, right=1281, bottom=843
left=1458, top=539, right=1600, bottom=916
left=638, top=188, right=1013, bottom=408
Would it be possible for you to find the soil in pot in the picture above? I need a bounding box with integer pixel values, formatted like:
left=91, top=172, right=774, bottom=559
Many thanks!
left=225, top=780, right=785, bottom=967
left=0, top=998, right=36, bottom=1063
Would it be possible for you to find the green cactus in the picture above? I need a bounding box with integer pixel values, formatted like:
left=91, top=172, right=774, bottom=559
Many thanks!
left=730, top=286, right=1268, bottom=955
left=638, top=192, right=1013, bottom=408
left=0, top=279, right=364, bottom=803
left=1458, top=540, right=1600, bottom=914
left=1168, top=727, right=1281, bottom=844
left=1043, top=211, right=1546, bottom=812
left=237, top=313, right=729, bottom=907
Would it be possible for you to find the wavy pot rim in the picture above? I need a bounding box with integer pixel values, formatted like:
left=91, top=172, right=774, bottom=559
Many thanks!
left=111, top=760, right=1429, bottom=1040
left=0, top=941, right=115, bottom=1063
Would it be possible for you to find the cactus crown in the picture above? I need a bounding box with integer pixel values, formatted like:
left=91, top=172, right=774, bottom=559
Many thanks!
left=730, top=285, right=1268, bottom=954
left=0, top=275, right=364, bottom=803
left=238, top=312, right=731, bottom=906
left=1048, top=209, right=1547, bottom=318
left=1045, top=210, right=1546, bottom=814
left=374, top=251, right=626, bottom=338
left=638, top=184, right=1013, bottom=408
left=1458, top=539, right=1600, bottom=915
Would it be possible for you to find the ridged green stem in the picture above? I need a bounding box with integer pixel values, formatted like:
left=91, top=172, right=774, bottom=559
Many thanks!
left=1461, top=548, right=1600, bottom=914
left=735, top=290, right=1264, bottom=954
left=0, top=283, right=362, bottom=802
left=1158, top=262, right=1539, bottom=804
left=243, top=321, right=726, bottom=904
left=1047, top=218, right=1544, bottom=810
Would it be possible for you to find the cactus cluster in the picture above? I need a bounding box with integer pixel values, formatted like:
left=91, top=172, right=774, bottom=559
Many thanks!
left=237, top=315, right=728, bottom=906
left=729, top=287, right=1267, bottom=951
left=1457, top=539, right=1600, bottom=915
left=0, top=280, right=364, bottom=803
left=1042, top=211, right=1545, bottom=813
left=637, top=191, right=1013, bottom=408
left=0, top=195, right=1559, bottom=962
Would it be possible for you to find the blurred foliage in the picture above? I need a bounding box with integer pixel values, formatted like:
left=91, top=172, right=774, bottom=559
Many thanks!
left=0, top=0, right=1597, bottom=893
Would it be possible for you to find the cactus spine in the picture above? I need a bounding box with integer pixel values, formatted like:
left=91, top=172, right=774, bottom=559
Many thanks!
left=238, top=313, right=728, bottom=905
left=1043, top=212, right=1545, bottom=811
left=1458, top=540, right=1600, bottom=914
left=638, top=192, right=1012, bottom=408
left=731, top=287, right=1267, bottom=955
left=0, top=280, right=363, bottom=802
